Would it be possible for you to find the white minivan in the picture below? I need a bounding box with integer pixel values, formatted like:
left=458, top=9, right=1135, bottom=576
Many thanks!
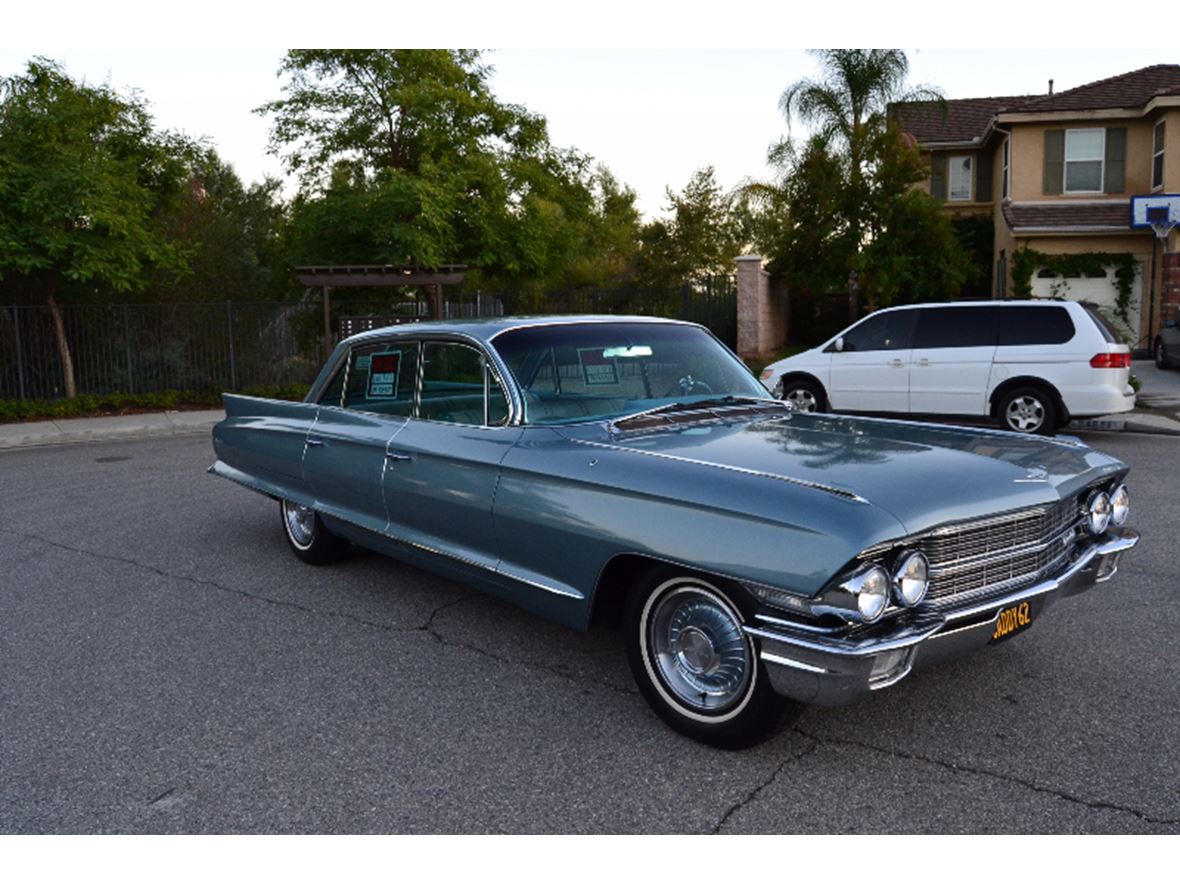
left=758, top=300, right=1134, bottom=434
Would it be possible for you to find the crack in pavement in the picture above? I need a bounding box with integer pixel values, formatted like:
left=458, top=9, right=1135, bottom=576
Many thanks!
left=0, top=527, right=635, bottom=700
left=710, top=739, right=820, bottom=834
left=794, top=726, right=1180, bottom=828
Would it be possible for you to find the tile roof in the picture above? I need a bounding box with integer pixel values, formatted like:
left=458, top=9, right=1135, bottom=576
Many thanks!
left=1002, top=201, right=1132, bottom=231
left=890, top=96, right=1035, bottom=143
left=1008, top=65, right=1180, bottom=113
left=893, top=65, right=1180, bottom=145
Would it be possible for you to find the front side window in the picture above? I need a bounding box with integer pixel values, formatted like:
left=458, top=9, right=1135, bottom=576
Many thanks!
left=839, top=310, right=915, bottom=352
left=1153, top=121, right=1166, bottom=191
left=948, top=155, right=972, bottom=201
left=419, top=341, right=508, bottom=426
left=1065, top=128, right=1105, bottom=193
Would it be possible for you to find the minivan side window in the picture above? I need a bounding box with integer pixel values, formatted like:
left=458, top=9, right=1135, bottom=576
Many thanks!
left=997, top=306, right=1076, bottom=346
left=912, top=307, right=999, bottom=349
left=839, top=310, right=914, bottom=352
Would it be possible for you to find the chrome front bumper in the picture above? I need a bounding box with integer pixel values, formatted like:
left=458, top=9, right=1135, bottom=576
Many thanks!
left=745, top=528, right=1140, bottom=706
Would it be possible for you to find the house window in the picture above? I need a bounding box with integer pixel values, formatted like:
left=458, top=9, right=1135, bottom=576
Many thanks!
left=1153, top=121, right=1166, bottom=191
left=1002, top=138, right=1010, bottom=199
left=948, top=155, right=972, bottom=201
left=1064, top=128, right=1104, bottom=193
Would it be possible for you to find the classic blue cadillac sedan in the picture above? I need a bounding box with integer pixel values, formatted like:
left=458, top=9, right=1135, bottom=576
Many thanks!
left=210, top=316, right=1139, bottom=748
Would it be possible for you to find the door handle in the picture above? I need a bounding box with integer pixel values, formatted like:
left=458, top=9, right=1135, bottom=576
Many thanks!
left=306, top=437, right=326, bottom=447
left=889, top=359, right=904, bottom=368
left=918, top=358, right=930, bottom=367
left=385, top=452, right=413, bottom=462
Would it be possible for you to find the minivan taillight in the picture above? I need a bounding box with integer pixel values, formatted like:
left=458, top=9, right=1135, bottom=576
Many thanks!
left=1090, top=353, right=1130, bottom=369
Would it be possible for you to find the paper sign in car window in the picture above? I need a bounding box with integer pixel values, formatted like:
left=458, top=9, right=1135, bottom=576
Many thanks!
left=367, top=350, right=402, bottom=399
left=577, top=347, right=619, bottom=386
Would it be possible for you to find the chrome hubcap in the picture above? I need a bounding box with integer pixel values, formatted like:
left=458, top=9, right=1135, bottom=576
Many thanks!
left=648, top=586, right=751, bottom=713
left=284, top=501, right=315, bottom=547
left=1006, top=396, right=1044, bottom=432
left=785, top=388, right=817, bottom=412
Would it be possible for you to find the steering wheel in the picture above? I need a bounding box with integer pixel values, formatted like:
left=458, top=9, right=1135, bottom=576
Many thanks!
left=662, top=375, right=714, bottom=397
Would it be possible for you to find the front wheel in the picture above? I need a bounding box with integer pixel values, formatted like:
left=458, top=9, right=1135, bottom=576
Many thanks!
left=280, top=499, right=350, bottom=565
left=777, top=378, right=825, bottom=413
left=624, top=568, right=799, bottom=749
left=995, top=386, right=1058, bottom=435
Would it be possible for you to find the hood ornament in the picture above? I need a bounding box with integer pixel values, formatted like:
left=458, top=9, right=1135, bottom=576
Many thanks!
left=1015, top=466, right=1050, bottom=483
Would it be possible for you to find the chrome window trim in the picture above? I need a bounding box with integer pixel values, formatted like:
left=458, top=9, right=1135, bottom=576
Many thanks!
left=416, top=337, right=516, bottom=429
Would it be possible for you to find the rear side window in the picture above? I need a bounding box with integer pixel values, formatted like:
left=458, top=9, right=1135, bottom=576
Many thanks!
left=338, top=340, right=420, bottom=416
left=1081, top=305, right=1120, bottom=344
left=840, top=310, right=914, bottom=352
left=912, top=307, right=999, bottom=348
left=997, top=306, right=1076, bottom=346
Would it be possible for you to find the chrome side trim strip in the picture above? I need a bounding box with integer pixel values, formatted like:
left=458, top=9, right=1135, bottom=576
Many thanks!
left=568, top=438, right=870, bottom=504
left=760, top=651, right=830, bottom=674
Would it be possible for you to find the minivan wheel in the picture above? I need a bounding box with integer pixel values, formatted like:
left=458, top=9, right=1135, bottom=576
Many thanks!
left=1156, top=339, right=1173, bottom=370
left=778, top=378, right=825, bottom=413
left=996, top=387, right=1058, bottom=435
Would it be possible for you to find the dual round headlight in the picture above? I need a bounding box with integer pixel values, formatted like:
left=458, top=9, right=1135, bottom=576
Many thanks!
left=1085, top=489, right=1113, bottom=535
left=1110, top=484, right=1129, bottom=527
left=842, top=551, right=929, bottom=623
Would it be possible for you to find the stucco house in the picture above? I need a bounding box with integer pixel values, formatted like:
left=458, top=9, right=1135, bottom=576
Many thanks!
left=892, top=64, right=1180, bottom=350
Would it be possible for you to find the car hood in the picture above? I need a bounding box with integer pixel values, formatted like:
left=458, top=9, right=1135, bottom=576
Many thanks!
left=573, top=412, right=1125, bottom=536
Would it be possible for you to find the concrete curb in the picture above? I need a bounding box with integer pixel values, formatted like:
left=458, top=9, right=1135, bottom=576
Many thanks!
left=0, top=409, right=225, bottom=450
left=1068, top=417, right=1180, bottom=437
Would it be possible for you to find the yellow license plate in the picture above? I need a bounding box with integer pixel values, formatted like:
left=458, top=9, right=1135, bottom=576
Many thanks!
left=991, top=601, right=1034, bottom=643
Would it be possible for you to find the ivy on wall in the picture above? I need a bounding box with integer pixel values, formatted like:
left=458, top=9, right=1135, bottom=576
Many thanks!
left=1011, top=247, right=1139, bottom=323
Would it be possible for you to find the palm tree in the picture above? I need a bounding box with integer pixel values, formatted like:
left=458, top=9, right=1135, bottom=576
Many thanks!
left=779, top=50, right=942, bottom=319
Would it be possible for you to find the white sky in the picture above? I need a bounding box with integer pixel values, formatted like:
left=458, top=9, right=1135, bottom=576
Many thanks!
left=1, top=3, right=1169, bottom=219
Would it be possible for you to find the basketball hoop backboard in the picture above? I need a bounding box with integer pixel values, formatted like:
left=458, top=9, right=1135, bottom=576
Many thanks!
left=1130, top=194, right=1180, bottom=230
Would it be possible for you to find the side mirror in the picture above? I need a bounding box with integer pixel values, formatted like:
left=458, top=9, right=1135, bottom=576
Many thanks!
left=834, top=336, right=845, bottom=353
left=1166, top=319, right=1177, bottom=330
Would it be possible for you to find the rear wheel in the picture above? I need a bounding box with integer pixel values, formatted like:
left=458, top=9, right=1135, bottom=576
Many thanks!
left=996, top=386, right=1058, bottom=435
left=624, top=568, right=799, bottom=749
left=1156, top=339, right=1173, bottom=370
left=280, top=499, right=350, bottom=565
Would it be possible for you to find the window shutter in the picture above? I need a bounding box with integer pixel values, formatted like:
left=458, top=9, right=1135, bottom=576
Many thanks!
left=1104, top=127, right=1126, bottom=193
left=976, top=151, right=993, bottom=202
left=1043, top=130, right=1064, bottom=195
left=930, top=154, right=947, bottom=199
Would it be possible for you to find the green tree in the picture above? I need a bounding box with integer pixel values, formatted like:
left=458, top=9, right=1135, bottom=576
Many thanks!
left=259, top=50, right=637, bottom=303
left=0, top=59, right=191, bottom=396
left=637, top=166, right=744, bottom=288
left=769, top=50, right=963, bottom=317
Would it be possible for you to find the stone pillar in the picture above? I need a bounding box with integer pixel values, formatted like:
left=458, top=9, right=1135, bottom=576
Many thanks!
left=736, top=255, right=788, bottom=361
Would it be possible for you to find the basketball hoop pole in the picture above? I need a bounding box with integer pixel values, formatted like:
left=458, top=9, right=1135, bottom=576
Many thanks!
left=1148, top=220, right=1178, bottom=348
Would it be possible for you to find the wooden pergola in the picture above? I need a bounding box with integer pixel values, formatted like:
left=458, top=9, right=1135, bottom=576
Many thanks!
left=294, top=264, right=467, bottom=356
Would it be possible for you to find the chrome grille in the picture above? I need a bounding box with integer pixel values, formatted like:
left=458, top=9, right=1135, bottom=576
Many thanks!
left=919, top=496, right=1084, bottom=607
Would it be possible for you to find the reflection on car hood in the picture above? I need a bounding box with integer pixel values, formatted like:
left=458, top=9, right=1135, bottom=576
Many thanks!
left=577, top=412, right=1126, bottom=536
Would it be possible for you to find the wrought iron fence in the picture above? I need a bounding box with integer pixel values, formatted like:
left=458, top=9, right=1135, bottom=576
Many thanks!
left=0, top=276, right=736, bottom=401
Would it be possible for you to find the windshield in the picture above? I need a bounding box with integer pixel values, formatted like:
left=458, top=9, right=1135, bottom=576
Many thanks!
left=491, top=322, right=772, bottom=425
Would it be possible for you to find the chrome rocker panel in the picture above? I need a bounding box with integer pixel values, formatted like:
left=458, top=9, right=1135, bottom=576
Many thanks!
left=745, top=528, right=1140, bottom=706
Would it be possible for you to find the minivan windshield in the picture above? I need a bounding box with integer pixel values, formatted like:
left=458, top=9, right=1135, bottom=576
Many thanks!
left=492, top=322, right=771, bottom=425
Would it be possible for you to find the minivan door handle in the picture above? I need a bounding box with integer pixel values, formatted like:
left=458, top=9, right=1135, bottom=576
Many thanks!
left=917, top=358, right=930, bottom=367
left=888, top=359, right=904, bottom=368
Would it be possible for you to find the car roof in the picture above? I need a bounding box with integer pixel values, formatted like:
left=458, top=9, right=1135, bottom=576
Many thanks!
left=877, top=300, right=1080, bottom=311
left=343, top=314, right=697, bottom=347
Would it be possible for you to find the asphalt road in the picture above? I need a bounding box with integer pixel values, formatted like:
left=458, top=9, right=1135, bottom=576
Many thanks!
left=2, top=431, right=1178, bottom=834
